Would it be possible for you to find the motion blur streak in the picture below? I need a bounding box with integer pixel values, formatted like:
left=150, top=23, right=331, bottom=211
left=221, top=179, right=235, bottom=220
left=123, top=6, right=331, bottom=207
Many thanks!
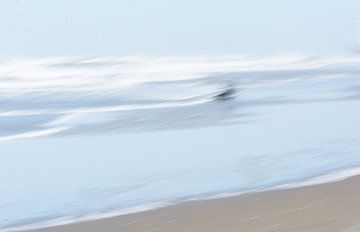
left=1, top=54, right=359, bottom=141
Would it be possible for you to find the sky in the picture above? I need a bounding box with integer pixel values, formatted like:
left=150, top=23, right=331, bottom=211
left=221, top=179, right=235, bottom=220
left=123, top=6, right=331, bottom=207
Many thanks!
left=0, top=0, right=359, bottom=56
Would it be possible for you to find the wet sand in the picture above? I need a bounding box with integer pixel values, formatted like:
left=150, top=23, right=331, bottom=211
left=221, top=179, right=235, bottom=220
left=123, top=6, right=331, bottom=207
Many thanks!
left=26, top=176, right=360, bottom=232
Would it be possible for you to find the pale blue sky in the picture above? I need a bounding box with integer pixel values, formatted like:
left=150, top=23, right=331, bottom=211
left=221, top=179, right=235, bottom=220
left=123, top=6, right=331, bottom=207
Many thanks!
left=0, top=0, right=359, bottom=56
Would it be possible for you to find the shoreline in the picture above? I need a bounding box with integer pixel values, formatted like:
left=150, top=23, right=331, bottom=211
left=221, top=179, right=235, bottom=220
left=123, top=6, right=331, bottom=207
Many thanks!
left=14, top=173, right=360, bottom=232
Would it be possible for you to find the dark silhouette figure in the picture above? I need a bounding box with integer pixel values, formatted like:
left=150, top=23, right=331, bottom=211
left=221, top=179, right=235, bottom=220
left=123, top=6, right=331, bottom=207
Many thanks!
left=214, top=84, right=236, bottom=100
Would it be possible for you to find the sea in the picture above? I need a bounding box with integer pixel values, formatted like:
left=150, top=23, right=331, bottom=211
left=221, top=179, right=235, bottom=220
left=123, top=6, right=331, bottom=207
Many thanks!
left=0, top=54, right=360, bottom=231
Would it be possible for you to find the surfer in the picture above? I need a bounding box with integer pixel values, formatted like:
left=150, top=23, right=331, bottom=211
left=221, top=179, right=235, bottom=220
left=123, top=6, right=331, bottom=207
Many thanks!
left=214, top=83, right=236, bottom=100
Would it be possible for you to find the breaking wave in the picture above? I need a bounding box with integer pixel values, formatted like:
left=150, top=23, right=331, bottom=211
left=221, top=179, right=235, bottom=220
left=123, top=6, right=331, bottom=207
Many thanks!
left=1, top=54, right=360, bottom=141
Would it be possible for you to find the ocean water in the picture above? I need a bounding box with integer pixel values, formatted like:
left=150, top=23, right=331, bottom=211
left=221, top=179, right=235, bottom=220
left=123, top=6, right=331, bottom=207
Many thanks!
left=1, top=54, right=360, bottom=231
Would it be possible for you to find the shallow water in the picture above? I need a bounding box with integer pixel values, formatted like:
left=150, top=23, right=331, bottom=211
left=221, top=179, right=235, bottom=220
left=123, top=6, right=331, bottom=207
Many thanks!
left=1, top=54, right=360, bottom=231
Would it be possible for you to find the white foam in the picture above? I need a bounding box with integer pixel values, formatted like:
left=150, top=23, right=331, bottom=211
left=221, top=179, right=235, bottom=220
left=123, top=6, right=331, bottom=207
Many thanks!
left=1, top=54, right=358, bottom=94
left=272, top=167, right=360, bottom=190
left=1, top=53, right=359, bottom=142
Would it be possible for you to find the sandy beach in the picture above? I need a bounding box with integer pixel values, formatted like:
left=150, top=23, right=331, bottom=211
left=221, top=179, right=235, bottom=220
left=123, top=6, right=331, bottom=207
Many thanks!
left=24, top=175, right=360, bottom=232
